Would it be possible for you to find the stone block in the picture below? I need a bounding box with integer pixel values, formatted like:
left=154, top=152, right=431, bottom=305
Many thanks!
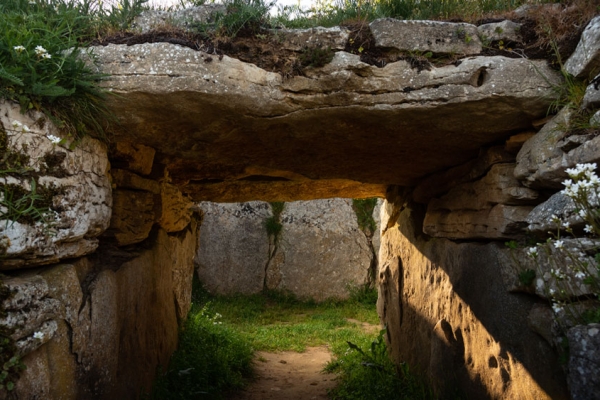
left=370, top=18, right=482, bottom=55
left=565, top=16, right=600, bottom=78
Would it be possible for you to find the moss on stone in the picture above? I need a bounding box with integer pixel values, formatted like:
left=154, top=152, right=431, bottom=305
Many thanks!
left=352, top=198, right=377, bottom=234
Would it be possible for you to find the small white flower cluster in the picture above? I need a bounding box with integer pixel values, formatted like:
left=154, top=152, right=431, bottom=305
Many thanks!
left=213, top=312, right=223, bottom=325
left=33, top=331, right=44, bottom=340
left=12, top=45, right=52, bottom=59
left=552, top=302, right=564, bottom=314
left=47, top=134, right=61, bottom=144
left=11, top=120, right=30, bottom=133
left=526, top=246, right=538, bottom=258
left=34, top=45, right=51, bottom=59
left=550, top=268, right=566, bottom=280
left=562, top=163, right=600, bottom=204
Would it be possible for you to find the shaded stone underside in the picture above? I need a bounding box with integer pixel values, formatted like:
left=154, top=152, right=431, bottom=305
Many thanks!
left=94, top=43, right=560, bottom=201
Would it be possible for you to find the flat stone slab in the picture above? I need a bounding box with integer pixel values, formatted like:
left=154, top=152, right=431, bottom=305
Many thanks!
left=90, top=42, right=560, bottom=201
left=370, top=18, right=482, bottom=55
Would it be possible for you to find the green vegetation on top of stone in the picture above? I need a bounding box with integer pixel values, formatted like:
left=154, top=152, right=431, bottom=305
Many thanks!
left=0, top=0, right=149, bottom=140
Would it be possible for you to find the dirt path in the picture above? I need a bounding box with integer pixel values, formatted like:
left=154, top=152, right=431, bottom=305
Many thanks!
left=228, top=346, right=337, bottom=400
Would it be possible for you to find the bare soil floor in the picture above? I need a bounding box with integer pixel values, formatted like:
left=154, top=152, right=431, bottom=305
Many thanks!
left=228, top=346, right=337, bottom=400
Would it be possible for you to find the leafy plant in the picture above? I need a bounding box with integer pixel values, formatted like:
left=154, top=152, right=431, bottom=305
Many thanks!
left=0, top=0, right=149, bottom=140
left=326, top=328, right=435, bottom=400
left=518, top=269, right=536, bottom=287
left=214, top=0, right=274, bottom=38
left=0, top=179, right=54, bottom=229
left=299, top=46, right=334, bottom=68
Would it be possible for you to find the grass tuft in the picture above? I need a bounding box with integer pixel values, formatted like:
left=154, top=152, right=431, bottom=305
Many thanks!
left=352, top=198, right=378, bottom=234
left=325, top=329, right=436, bottom=400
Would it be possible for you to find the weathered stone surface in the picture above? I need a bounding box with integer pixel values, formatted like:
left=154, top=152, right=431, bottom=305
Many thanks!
left=170, top=220, right=198, bottom=320
left=370, top=18, right=482, bottom=55
left=423, top=163, right=537, bottom=239
left=582, top=76, right=600, bottom=109
left=567, top=323, right=600, bottom=400
left=0, top=274, right=59, bottom=353
left=111, top=169, right=160, bottom=194
left=527, top=303, right=554, bottom=346
left=107, top=190, right=155, bottom=246
left=515, top=107, right=600, bottom=189
left=114, top=228, right=183, bottom=399
left=505, top=132, right=536, bottom=154
left=185, top=179, right=387, bottom=203
left=132, top=4, right=225, bottom=33
left=46, top=319, right=78, bottom=400
left=372, top=199, right=383, bottom=259
left=424, top=203, right=533, bottom=240
left=526, top=192, right=582, bottom=235
left=414, top=146, right=516, bottom=203
left=512, top=3, right=562, bottom=19
left=565, top=16, right=600, bottom=78
left=477, top=20, right=522, bottom=43
left=14, top=346, right=52, bottom=399
left=501, top=238, right=598, bottom=299
left=378, top=196, right=569, bottom=399
left=0, top=101, right=111, bottom=268
left=195, top=199, right=373, bottom=299
left=111, top=141, right=155, bottom=176
left=158, top=182, right=193, bottom=233
left=267, top=199, right=372, bottom=300
left=195, top=201, right=271, bottom=295
left=592, top=110, right=600, bottom=127
left=89, top=42, right=560, bottom=201
left=271, top=26, right=349, bottom=51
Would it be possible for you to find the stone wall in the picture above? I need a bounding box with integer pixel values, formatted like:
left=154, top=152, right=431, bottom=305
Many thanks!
left=378, top=15, right=600, bottom=399
left=0, top=101, right=198, bottom=398
left=195, top=198, right=379, bottom=301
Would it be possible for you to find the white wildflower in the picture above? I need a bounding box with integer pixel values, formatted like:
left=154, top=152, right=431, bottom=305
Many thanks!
left=563, top=221, right=570, bottom=229
left=575, top=271, right=586, bottom=280
left=552, top=303, right=563, bottom=313
left=13, top=45, right=25, bottom=53
left=34, top=45, right=48, bottom=56
left=549, top=288, right=555, bottom=295
left=585, top=225, right=594, bottom=234
left=33, top=331, right=44, bottom=340
left=526, top=247, right=538, bottom=258
left=554, top=240, right=564, bottom=249
left=11, top=120, right=22, bottom=129
left=47, top=134, right=61, bottom=144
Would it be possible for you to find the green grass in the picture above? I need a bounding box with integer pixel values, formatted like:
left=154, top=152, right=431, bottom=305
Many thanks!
left=149, top=282, right=254, bottom=400
left=205, top=287, right=380, bottom=354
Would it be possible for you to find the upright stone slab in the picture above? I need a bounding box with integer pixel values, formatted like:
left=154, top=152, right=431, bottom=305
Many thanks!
left=267, top=199, right=372, bottom=301
left=378, top=194, right=569, bottom=399
left=195, top=201, right=272, bottom=295
left=565, top=16, right=600, bottom=78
